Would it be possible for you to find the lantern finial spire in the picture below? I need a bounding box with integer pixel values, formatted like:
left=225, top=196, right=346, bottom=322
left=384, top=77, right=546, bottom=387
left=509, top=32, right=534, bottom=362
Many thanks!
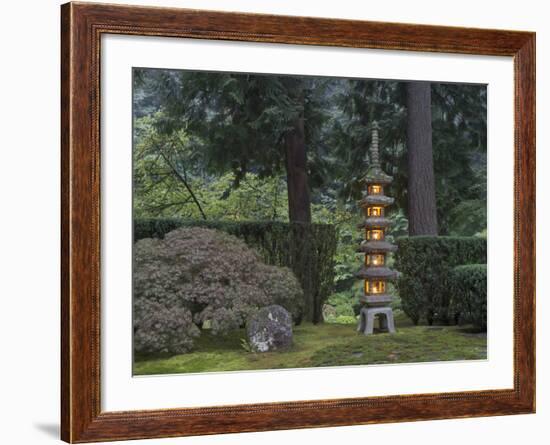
left=370, top=121, right=380, bottom=167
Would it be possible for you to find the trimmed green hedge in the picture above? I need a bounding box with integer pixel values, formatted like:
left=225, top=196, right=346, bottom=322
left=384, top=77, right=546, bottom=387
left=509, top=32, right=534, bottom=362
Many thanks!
left=134, top=218, right=337, bottom=324
left=395, top=236, right=486, bottom=325
left=449, top=264, right=487, bottom=331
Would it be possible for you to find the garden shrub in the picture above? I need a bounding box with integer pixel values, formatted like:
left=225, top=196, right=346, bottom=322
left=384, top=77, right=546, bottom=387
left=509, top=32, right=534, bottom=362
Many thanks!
left=395, top=236, right=486, bottom=325
left=133, top=227, right=304, bottom=354
left=134, top=298, right=199, bottom=354
left=134, top=218, right=337, bottom=324
left=449, top=264, right=487, bottom=331
left=323, top=291, right=356, bottom=324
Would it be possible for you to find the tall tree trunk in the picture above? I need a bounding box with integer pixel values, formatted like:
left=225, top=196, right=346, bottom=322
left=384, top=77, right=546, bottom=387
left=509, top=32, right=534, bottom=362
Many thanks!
left=406, top=82, right=438, bottom=236
left=284, top=115, right=312, bottom=223
left=284, top=112, right=317, bottom=323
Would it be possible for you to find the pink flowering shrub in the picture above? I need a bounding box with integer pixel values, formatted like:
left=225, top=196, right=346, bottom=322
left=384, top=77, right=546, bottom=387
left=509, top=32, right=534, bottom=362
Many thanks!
left=134, top=227, right=304, bottom=354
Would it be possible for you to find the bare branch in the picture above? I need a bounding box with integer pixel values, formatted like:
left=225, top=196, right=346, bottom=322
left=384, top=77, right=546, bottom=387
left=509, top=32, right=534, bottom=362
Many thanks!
left=159, top=150, right=207, bottom=220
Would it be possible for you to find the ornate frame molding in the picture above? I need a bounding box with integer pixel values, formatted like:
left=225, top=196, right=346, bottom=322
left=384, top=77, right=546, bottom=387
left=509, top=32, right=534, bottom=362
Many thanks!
left=61, top=2, right=535, bottom=442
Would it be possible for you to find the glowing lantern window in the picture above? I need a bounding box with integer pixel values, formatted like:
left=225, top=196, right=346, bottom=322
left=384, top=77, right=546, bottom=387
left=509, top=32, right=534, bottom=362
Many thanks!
left=366, top=229, right=384, bottom=241
left=368, top=185, right=383, bottom=195
left=366, top=254, right=385, bottom=266
left=365, top=280, right=386, bottom=294
left=367, top=206, right=384, bottom=217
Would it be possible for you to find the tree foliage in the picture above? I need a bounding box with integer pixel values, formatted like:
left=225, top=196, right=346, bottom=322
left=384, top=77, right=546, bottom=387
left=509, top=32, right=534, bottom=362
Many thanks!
left=134, top=69, right=487, bottom=236
left=134, top=69, right=335, bottom=222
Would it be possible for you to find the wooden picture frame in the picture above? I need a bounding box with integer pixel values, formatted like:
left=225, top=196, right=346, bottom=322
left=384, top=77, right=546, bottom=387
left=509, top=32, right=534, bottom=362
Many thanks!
left=61, top=2, right=535, bottom=442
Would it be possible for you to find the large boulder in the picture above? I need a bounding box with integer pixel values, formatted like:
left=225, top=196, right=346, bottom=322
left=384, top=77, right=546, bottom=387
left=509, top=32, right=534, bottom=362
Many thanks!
left=247, top=305, right=293, bottom=352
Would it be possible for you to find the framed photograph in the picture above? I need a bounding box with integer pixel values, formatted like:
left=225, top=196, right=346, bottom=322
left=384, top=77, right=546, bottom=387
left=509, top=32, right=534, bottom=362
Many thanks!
left=61, top=2, right=535, bottom=442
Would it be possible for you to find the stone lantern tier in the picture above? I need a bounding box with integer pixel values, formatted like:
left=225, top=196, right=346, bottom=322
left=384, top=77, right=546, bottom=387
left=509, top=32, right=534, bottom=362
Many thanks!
left=355, top=266, right=398, bottom=280
left=357, top=217, right=392, bottom=229
left=360, top=168, right=393, bottom=186
left=357, top=240, right=397, bottom=254
left=359, top=195, right=395, bottom=207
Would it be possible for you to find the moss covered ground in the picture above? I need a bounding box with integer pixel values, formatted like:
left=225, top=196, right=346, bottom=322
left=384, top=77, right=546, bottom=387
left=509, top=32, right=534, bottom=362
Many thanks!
left=133, top=313, right=486, bottom=375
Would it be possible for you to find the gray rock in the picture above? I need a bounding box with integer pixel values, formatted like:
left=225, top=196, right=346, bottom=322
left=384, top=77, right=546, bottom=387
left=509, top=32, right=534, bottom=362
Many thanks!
left=247, top=305, right=293, bottom=352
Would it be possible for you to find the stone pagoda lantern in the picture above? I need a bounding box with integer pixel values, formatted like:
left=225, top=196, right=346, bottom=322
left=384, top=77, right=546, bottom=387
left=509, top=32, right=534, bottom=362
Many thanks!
left=356, top=122, right=398, bottom=335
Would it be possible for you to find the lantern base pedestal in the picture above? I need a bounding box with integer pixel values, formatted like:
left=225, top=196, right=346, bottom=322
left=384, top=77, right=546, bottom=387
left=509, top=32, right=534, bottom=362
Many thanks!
left=357, top=306, right=396, bottom=335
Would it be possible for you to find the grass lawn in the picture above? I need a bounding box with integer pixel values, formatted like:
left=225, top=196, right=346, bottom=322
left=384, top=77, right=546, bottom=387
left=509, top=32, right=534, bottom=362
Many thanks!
left=134, top=313, right=486, bottom=375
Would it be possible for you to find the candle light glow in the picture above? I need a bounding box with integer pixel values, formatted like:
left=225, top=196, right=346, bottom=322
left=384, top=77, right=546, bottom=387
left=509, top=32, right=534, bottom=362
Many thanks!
left=365, top=280, right=385, bottom=294
left=368, top=206, right=383, bottom=217
left=369, top=185, right=382, bottom=195
left=366, top=254, right=385, bottom=266
left=366, top=229, right=384, bottom=240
